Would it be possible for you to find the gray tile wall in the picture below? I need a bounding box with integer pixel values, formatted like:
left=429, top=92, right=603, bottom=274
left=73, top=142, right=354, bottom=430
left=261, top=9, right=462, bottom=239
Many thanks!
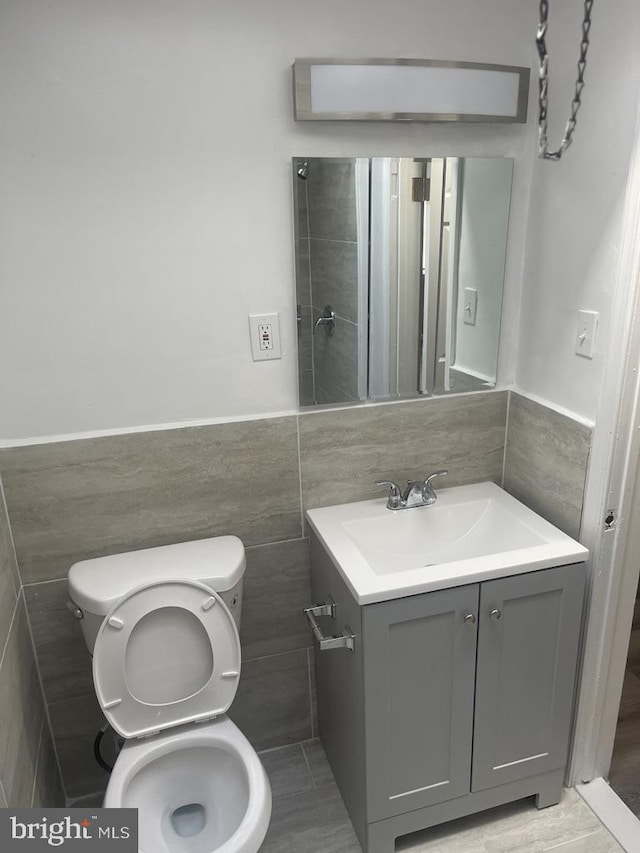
left=297, top=158, right=362, bottom=405
left=503, top=393, right=592, bottom=539
left=294, top=167, right=315, bottom=407
left=1, top=418, right=301, bottom=585
left=0, top=482, right=20, bottom=661
left=299, top=392, right=508, bottom=509
left=1, top=391, right=508, bottom=799
left=0, top=477, right=64, bottom=807
left=0, top=387, right=593, bottom=802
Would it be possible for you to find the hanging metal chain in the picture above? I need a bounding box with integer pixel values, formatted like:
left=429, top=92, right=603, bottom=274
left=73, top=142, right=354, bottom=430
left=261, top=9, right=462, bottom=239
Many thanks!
left=536, top=0, right=594, bottom=161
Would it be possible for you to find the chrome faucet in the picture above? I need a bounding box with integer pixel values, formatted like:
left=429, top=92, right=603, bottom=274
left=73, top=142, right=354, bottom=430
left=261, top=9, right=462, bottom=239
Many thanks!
left=375, top=471, right=448, bottom=511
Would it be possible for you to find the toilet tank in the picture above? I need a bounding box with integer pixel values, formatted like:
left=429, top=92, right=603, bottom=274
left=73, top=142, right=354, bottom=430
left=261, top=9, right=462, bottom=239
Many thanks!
left=68, top=536, right=246, bottom=654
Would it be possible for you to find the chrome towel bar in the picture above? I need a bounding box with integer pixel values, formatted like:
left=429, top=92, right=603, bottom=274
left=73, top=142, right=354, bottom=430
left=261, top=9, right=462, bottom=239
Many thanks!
left=304, top=601, right=355, bottom=652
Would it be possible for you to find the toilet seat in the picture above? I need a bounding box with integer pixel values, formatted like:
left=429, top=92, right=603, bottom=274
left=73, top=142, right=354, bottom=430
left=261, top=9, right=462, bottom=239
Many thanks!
left=93, top=579, right=241, bottom=739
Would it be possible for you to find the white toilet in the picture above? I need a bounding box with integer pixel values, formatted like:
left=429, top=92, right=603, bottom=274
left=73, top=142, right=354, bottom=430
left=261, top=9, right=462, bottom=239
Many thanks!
left=67, top=536, right=272, bottom=853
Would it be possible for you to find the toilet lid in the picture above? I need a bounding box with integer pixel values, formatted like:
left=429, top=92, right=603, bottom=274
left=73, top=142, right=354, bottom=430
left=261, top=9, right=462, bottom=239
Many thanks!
left=92, top=579, right=241, bottom=739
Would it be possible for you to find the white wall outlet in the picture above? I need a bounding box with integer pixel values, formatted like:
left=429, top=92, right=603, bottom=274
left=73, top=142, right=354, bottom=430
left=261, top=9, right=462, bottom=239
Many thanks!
left=463, top=288, right=478, bottom=325
left=249, top=313, right=281, bottom=361
left=575, top=309, right=599, bottom=359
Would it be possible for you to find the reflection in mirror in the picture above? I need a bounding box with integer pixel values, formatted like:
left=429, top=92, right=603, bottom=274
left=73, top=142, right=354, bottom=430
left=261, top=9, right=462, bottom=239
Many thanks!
left=293, top=156, right=513, bottom=408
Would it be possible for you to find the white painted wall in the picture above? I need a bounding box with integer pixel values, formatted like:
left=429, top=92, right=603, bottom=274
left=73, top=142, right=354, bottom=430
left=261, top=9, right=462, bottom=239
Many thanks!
left=516, top=0, right=640, bottom=422
left=0, top=0, right=534, bottom=440
left=454, top=158, right=513, bottom=382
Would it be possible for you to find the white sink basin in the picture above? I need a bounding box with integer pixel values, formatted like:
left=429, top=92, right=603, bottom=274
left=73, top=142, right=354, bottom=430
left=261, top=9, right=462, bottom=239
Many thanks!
left=306, top=482, right=589, bottom=604
left=341, top=497, right=548, bottom=575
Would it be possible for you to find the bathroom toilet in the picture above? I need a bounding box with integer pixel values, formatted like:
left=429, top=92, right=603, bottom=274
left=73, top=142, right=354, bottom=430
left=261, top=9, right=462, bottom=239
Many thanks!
left=68, top=536, right=272, bottom=853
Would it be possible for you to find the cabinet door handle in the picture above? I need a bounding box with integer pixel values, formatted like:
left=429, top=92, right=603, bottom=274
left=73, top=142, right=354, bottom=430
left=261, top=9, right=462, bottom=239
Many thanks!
left=463, top=613, right=476, bottom=624
left=490, top=608, right=502, bottom=621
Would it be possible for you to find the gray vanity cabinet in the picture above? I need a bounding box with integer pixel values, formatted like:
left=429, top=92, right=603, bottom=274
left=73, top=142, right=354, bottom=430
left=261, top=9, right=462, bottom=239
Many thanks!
left=364, top=585, right=479, bottom=820
left=309, top=532, right=586, bottom=853
left=472, top=565, right=585, bottom=793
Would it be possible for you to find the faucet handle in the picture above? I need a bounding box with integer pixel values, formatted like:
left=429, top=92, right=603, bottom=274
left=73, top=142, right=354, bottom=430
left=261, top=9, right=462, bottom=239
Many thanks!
left=425, top=470, right=448, bottom=486
left=375, top=479, right=401, bottom=494
left=375, top=480, right=402, bottom=509
left=421, top=470, right=448, bottom=504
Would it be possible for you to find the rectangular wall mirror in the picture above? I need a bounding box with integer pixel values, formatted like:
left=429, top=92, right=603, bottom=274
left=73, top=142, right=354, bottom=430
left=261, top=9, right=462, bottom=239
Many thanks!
left=293, top=156, right=513, bottom=408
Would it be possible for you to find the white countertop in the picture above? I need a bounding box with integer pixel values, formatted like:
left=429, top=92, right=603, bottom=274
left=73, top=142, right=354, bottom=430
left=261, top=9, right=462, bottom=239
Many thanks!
left=306, top=482, right=589, bottom=605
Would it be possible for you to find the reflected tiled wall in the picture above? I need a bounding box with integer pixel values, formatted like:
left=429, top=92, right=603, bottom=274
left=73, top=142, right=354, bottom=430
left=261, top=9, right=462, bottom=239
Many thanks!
left=0, top=477, right=64, bottom=808
left=296, top=158, right=361, bottom=405
left=0, top=388, right=593, bottom=802
left=294, top=166, right=314, bottom=407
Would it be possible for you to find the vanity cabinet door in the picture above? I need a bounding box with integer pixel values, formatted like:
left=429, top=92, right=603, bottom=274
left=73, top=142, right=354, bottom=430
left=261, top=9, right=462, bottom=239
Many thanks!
left=472, top=563, right=585, bottom=792
left=363, top=584, right=479, bottom=821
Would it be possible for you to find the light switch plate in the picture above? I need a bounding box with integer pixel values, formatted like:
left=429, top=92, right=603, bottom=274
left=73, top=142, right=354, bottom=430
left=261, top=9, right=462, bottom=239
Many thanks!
left=463, top=288, right=478, bottom=325
left=575, top=309, right=599, bottom=359
left=249, top=313, right=282, bottom=361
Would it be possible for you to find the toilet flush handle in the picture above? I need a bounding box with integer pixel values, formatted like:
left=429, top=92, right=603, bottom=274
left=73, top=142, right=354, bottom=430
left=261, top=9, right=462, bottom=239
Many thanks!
left=66, top=600, right=84, bottom=620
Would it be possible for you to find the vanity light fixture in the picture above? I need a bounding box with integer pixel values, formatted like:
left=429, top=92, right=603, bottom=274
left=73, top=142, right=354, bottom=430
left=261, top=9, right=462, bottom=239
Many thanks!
left=293, top=58, right=529, bottom=124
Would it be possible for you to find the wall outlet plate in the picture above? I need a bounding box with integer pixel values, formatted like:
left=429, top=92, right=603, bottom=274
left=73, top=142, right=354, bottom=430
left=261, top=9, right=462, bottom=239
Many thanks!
left=248, top=313, right=281, bottom=361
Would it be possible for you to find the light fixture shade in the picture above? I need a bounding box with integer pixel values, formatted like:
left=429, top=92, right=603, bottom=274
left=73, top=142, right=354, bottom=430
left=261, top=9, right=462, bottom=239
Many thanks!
left=293, top=58, right=529, bottom=123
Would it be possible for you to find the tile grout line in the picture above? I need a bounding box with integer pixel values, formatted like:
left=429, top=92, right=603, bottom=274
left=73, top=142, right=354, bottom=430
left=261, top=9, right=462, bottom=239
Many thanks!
left=22, top=588, right=69, bottom=805
left=543, top=829, right=606, bottom=851
left=299, top=738, right=317, bottom=789
left=48, top=691, right=97, bottom=708
left=258, top=736, right=318, bottom=756
left=48, top=643, right=318, bottom=712
left=30, top=716, right=46, bottom=807
left=245, top=644, right=314, bottom=666
left=0, top=473, right=22, bottom=591
left=40, top=704, right=68, bottom=806
left=23, top=577, right=74, bottom=590
left=501, top=389, right=511, bottom=489
left=66, top=789, right=107, bottom=808
left=312, top=313, right=359, bottom=329
left=23, top=535, right=313, bottom=589
left=296, top=414, right=305, bottom=536
left=307, top=647, right=315, bottom=739
left=0, top=593, right=20, bottom=672
left=308, top=237, right=359, bottom=246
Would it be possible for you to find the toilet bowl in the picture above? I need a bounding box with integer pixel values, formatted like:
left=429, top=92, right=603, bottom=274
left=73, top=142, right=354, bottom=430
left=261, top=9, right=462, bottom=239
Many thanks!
left=67, top=536, right=272, bottom=853
left=103, top=716, right=271, bottom=853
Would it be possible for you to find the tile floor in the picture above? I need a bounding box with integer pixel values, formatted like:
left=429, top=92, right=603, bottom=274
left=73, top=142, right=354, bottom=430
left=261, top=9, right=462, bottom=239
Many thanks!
left=262, top=740, right=624, bottom=853
left=69, top=738, right=625, bottom=852
left=609, top=671, right=640, bottom=817
left=609, top=602, right=640, bottom=817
